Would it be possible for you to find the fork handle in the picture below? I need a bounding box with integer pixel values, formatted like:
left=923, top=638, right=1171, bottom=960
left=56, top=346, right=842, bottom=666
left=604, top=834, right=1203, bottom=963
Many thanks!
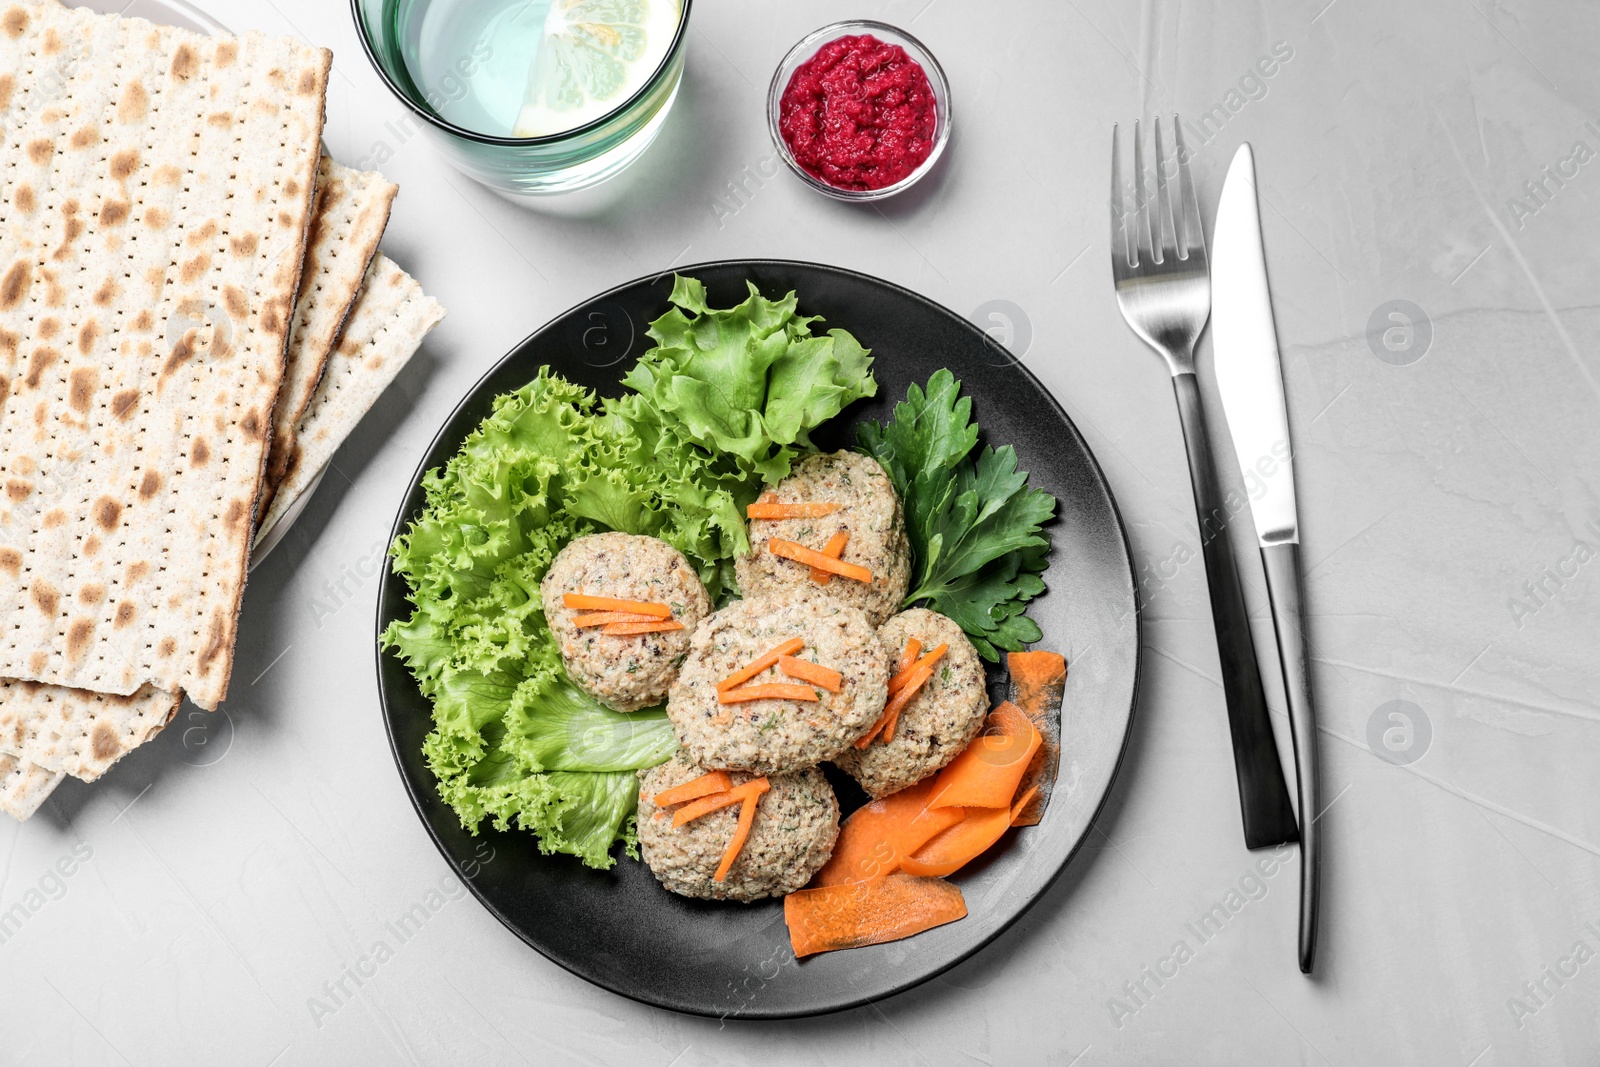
left=1170, top=371, right=1299, bottom=850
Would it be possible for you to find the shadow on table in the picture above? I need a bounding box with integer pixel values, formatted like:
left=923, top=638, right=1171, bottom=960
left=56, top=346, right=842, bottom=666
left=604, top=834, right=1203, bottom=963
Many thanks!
left=31, top=695, right=222, bottom=830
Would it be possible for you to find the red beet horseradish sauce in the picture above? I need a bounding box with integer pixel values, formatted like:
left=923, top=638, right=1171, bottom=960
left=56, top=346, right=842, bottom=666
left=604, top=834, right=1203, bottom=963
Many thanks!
left=778, top=34, right=939, bottom=192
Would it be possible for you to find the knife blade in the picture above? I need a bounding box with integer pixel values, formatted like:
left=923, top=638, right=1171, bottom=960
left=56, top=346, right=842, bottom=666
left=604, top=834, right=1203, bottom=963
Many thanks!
left=1210, top=142, right=1323, bottom=974
left=1212, top=144, right=1297, bottom=545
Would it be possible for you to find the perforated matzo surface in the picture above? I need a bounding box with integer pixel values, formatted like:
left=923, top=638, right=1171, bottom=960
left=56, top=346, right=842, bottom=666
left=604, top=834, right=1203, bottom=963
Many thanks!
left=260, top=154, right=395, bottom=518
left=0, top=2, right=329, bottom=710
left=0, top=679, right=176, bottom=781
left=0, top=750, right=61, bottom=820
left=260, top=254, right=444, bottom=535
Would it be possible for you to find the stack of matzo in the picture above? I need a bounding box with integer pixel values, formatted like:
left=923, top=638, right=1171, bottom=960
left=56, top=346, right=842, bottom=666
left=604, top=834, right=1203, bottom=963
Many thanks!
left=0, top=2, right=446, bottom=820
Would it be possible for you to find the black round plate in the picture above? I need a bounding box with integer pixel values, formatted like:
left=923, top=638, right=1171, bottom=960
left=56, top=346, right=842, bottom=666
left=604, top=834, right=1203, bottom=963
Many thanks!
left=375, top=260, right=1139, bottom=1019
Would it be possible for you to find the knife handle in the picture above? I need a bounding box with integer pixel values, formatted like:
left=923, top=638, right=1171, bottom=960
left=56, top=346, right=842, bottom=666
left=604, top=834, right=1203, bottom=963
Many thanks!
left=1259, top=541, right=1321, bottom=974
left=1170, top=371, right=1299, bottom=850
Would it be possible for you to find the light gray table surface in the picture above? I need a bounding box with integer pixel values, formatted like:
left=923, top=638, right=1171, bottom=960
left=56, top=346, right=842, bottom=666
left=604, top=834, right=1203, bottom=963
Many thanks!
left=7, top=0, right=1600, bottom=1063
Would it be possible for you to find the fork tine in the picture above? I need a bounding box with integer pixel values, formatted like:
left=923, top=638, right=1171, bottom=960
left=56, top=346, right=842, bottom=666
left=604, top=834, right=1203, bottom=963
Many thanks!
left=1131, top=120, right=1154, bottom=267
left=1173, top=114, right=1205, bottom=260
left=1152, top=116, right=1177, bottom=264
left=1110, top=123, right=1128, bottom=269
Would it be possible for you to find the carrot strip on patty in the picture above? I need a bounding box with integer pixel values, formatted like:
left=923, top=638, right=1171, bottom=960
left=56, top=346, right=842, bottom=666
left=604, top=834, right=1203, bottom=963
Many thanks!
left=881, top=665, right=935, bottom=742
left=602, top=620, right=684, bottom=636
left=561, top=594, right=671, bottom=618
left=649, top=770, right=733, bottom=808
left=717, top=637, right=805, bottom=692
left=856, top=664, right=935, bottom=747
left=746, top=501, right=844, bottom=519
left=715, top=782, right=772, bottom=882
left=855, top=711, right=886, bottom=748
left=778, top=654, right=843, bottom=693
left=673, top=777, right=769, bottom=828
left=768, top=538, right=873, bottom=583
left=671, top=790, right=743, bottom=827
left=718, top=683, right=820, bottom=705
left=894, top=638, right=923, bottom=676
left=809, top=530, right=850, bottom=585
left=888, top=643, right=949, bottom=693
left=571, top=610, right=663, bottom=628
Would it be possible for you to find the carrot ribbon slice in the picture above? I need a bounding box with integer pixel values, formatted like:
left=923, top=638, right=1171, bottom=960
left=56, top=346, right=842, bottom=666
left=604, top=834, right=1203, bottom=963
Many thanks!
left=811, top=776, right=949, bottom=886
left=561, top=594, right=671, bottom=618
left=893, top=638, right=922, bottom=676
left=672, top=777, right=769, bottom=827
left=767, top=538, right=873, bottom=583
left=602, top=620, right=684, bottom=636
left=1007, top=651, right=1067, bottom=827
left=808, top=683, right=1062, bottom=898
left=1009, top=651, right=1067, bottom=716
left=649, top=770, right=733, bottom=808
left=717, top=683, right=819, bottom=704
left=717, top=637, right=805, bottom=692
left=900, top=776, right=1049, bottom=879
left=1009, top=785, right=1040, bottom=826
left=896, top=806, right=1017, bottom=879
left=785, top=874, right=967, bottom=957
left=812, top=708, right=1051, bottom=887
left=926, top=702, right=1042, bottom=809
left=778, top=654, right=843, bottom=693
left=746, top=501, right=844, bottom=519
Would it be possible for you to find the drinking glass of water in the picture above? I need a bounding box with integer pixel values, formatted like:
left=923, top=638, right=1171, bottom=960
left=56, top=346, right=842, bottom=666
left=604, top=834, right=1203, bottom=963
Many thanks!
left=352, top=0, right=692, bottom=198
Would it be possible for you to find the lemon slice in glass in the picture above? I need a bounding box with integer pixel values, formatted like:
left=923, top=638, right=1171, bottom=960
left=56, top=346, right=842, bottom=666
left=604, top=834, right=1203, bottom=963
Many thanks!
left=513, top=0, right=680, bottom=138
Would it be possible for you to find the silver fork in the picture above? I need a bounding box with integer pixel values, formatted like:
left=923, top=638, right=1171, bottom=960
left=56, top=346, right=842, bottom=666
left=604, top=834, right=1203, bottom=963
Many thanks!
left=1110, top=117, right=1298, bottom=851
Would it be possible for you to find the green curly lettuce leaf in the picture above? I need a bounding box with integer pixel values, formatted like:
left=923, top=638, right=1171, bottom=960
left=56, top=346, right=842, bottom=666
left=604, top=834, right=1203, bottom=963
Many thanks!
left=622, top=276, right=876, bottom=483
left=506, top=676, right=677, bottom=773
left=857, top=369, right=1057, bottom=661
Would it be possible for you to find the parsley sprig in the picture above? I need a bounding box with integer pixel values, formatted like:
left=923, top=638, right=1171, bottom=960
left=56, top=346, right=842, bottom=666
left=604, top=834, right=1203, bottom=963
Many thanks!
left=857, top=370, right=1056, bottom=661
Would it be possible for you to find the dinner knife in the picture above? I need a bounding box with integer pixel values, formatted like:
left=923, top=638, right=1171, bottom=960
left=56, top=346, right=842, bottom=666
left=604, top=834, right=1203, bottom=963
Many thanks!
left=1209, top=142, right=1321, bottom=974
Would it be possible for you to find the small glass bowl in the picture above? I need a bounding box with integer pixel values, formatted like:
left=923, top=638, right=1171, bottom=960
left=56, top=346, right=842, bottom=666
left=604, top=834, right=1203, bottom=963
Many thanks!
left=767, top=20, right=951, bottom=202
left=350, top=0, right=693, bottom=200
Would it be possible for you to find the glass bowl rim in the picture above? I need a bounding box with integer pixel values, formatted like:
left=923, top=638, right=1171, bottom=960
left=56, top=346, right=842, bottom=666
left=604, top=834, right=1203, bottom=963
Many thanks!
left=766, top=18, right=953, bottom=202
left=348, top=0, right=695, bottom=147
